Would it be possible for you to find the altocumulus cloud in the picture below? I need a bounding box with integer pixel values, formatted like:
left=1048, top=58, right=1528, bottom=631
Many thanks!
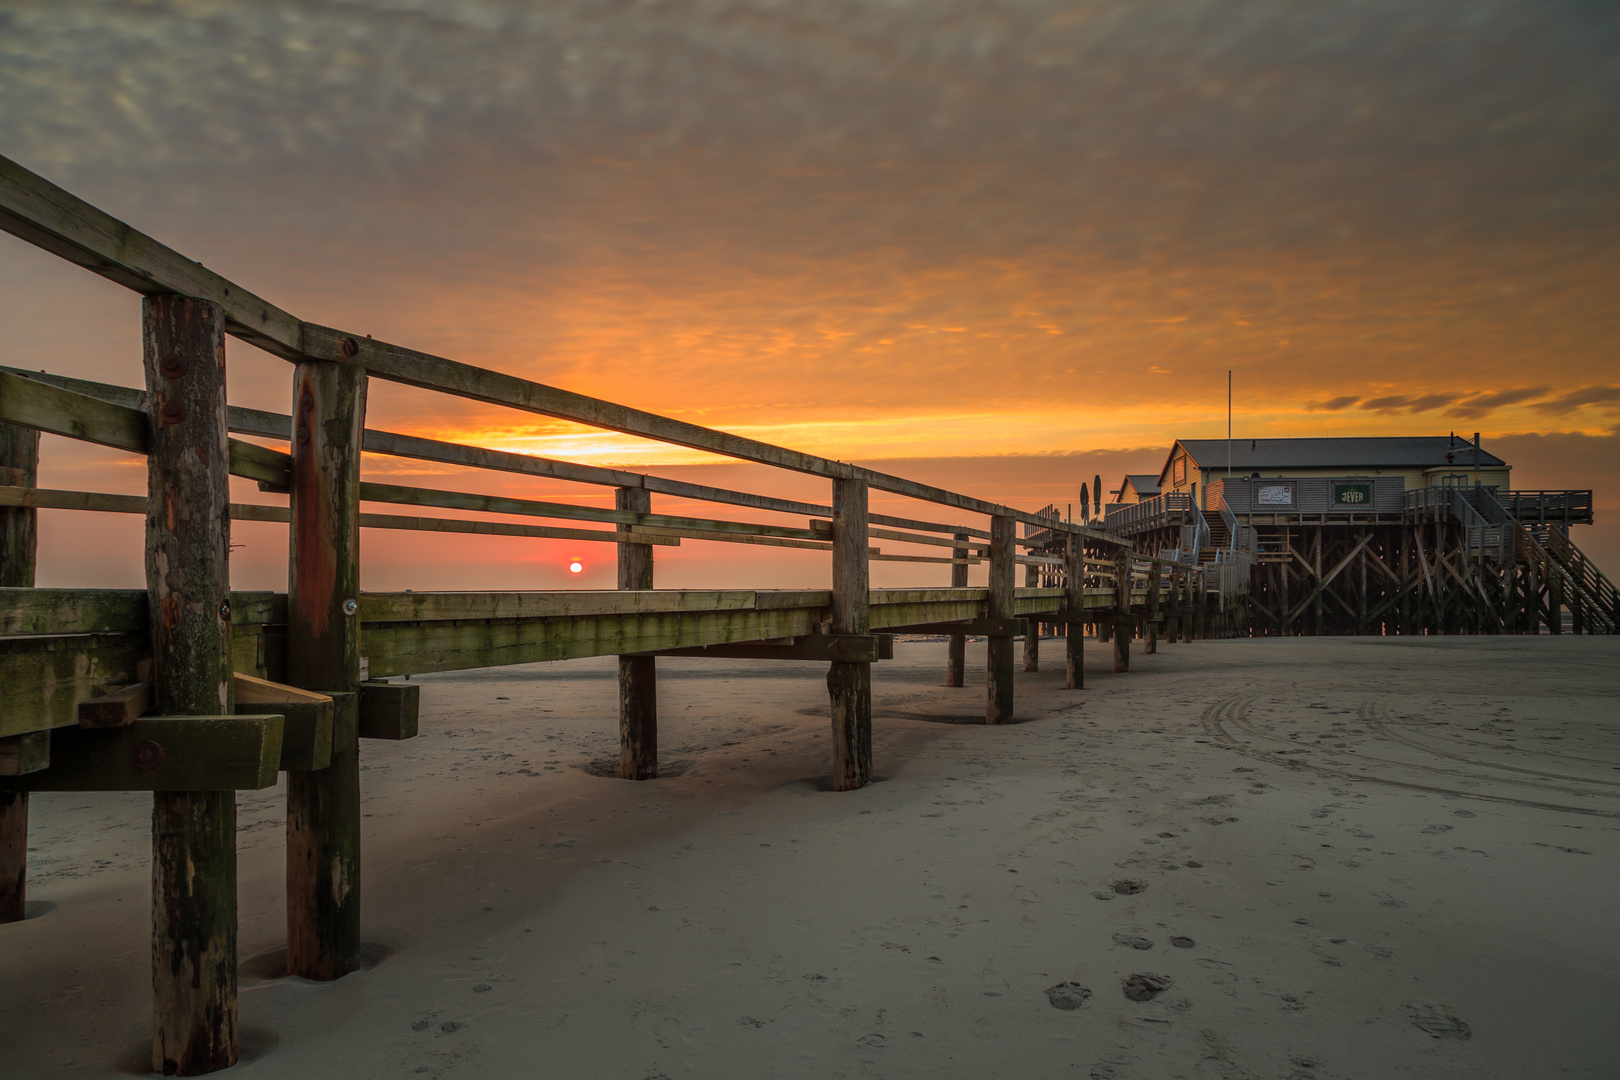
left=0, top=0, right=1617, bottom=454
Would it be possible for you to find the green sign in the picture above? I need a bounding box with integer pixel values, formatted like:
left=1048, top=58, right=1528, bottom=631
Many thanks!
left=1333, top=482, right=1373, bottom=506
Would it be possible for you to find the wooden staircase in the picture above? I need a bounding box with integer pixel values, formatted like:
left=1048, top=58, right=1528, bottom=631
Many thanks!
left=1528, top=525, right=1618, bottom=634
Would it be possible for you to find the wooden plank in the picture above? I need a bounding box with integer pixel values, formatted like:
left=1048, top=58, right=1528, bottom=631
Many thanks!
left=360, top=480, right=824, bottom=540
left=285, top=360, right=366, bottom=982
left=646, top=634, right=892, bottom=662
left=0, top=632, right=146, bottom=737
left=0, top=416, right=36, bottom=921
left=0, top=731, right=49, bottom=776
left=357, top=681, right=418, bottom=741
left=0, top=370, right=147, bottom=453
left=0, top=363, right=836, bottom=519
left=0, top=372, right=292, bottom=488
left=362, top=604, right=829, bottom=677
left=0, top=486, right=688, bottom=549
left=829, top=477, right=872, bottom=791
left=885, top=618, right=1025, bottom=637
left=142, top=294, right=238, bottom=1076
left=233, top=675, right=332, bottom=771
left=0, top=715, right=283, bottom=792
left=0, top=587, right=282, bottom=639
left=361, top=589, right=762, bottom=623
left=77, top=681, right=151, bottom=728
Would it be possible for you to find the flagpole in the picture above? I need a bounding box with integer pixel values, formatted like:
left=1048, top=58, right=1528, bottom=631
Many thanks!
left=1227, top=370, right=1232, bottom=479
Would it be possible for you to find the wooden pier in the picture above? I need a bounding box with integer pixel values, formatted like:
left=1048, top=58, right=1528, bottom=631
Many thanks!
left=0, top=156, right=1219, bottom=1073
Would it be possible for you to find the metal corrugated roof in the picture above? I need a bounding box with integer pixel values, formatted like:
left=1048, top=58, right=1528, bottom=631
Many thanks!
left=1123, top=474, right=1161, bottom=493
left=1173, top=436, right=1506, bottom=472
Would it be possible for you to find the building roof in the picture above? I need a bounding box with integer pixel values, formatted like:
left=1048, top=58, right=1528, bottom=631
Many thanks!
left=1165, top=436, right=1506, bottom=483
left=1121, top=474, right=1161, bottom=495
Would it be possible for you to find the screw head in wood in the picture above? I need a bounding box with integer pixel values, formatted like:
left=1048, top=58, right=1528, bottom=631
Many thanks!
left=132, top=740, right=166, bottom=772
left=297, top=425, right=311, bottom=445
left=301, top=392, right=314, bottom=412
left=218, top=600, right=231, bottom=621
left=160, top=400, right=185, bottom=424
left=343, top=598, right=359, bottom=616
left=158, top=353, right=187, bottom=379
left=341, top=337, right=359, bottom=357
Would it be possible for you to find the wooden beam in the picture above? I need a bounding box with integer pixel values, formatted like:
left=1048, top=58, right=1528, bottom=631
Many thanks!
left=0, top=715, right=283, bottom=792
left=888, top=618, right=1026, bottom=637
left=143, top=294, right=238, bottom=1076
left=357, top=681, right=419, bottom=741
left=0, top=363, right=837, bottom=520
left=0, top=371, right=293, bottom=488
left=829, top=478, right=872, bottom=791
left=77, top=681, right=151, bottom=728
left=645, top=634, right=892, bottom=662
left=0, top=487, right=687, bottom=547
left=0, top=415, right=36, bottom=922
left=233, top=675, right=333, bottom=771
left=0, top=731, right=48, bottom=776
left=360, top=480, right=827, bottom=540
left=284, top=360, right=366, bottom=982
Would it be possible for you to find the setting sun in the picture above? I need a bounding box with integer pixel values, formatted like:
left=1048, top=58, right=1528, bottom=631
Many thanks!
left=568, top=560, right=584, bottom=574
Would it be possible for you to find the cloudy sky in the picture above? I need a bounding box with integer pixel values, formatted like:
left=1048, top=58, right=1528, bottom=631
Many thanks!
left=2, top=1, right=1616, bottom=586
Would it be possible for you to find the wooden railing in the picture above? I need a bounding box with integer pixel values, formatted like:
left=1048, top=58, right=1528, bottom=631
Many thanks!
left=0, top=153, right=1226, bottom=1073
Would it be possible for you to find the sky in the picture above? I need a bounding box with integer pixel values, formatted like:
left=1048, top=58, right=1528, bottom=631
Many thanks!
left=1, top=0, right=1616, bottom=590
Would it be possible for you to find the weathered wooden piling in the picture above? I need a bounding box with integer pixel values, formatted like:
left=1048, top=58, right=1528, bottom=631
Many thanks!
left=617, top=486, right=657, bottom=779
left=1147, top=563, right=1161, bottom=654
left=1064, top=534, right=1084, bottom=690
left=285, top=361, right=366, bottom=981
left=144, top=295, right=237, bottom=1076
left=0, top=421, right=37, bottom=923
left=1022, top=560, right=1040, bottom=672
left=945, top=532, right=969, bottom=687
left=1112, top=548, right=1131, bottom=673
left=986, top=514, right=1016, bottom=723
left=827, top=477, right=871, bottom=790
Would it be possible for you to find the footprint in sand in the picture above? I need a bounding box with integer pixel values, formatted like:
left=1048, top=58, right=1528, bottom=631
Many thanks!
left=1121, top=973, right=1174, bottom=1001
left=1112, top=931, right=1154, bottom=950
left=1408, top=1007, right=1471, bottom=1039
left=1169, top=936, right=1195, bottom=949
left=1046, top=982, right=1093, bottom=1010
left=1112, top=879, right=1148, bottom=896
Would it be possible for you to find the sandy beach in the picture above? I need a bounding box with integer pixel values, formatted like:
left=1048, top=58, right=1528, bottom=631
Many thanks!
left=2, top=633, right=1616, bottom=1079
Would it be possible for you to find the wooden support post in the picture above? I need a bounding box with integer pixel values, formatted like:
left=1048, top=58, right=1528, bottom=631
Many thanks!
left=1146, top=562, right=1161, bottom=654
left=986, top=513, right=1016, bottom=723
left=1548, top=565, right=1563, bottom=634
left=827, top=477, right=871, bottom=790
left=1064, top=535, right=1084, bottom=690
left=1022, top=560, right=1040, bottom=672
left=945, top=532, right=968, bottom=687
left=285, top=361, right=366, bottom=981
left=1112, top=549, right=1131, bottom=673
left=0, top=419, right=36, bottom=923
left=616, top=486, right=658, bottom=779
left=144, top=295, right=237, bottom=1075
